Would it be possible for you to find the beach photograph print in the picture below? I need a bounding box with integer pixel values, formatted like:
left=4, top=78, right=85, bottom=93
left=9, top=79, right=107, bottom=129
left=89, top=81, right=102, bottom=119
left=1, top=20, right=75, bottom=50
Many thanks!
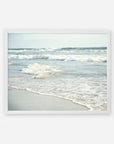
left=8, top=32, right=109, bottom=113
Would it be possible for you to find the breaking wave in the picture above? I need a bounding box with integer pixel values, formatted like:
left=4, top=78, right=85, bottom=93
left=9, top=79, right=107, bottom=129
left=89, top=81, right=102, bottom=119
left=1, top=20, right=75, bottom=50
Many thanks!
left=8, top=54, right=38, bottom=59
left=38, top=54, right=107, bottom=63
left=60, top=47, right=107, bottom=51
left=8, top=54, right=107, bottom=63
left=22, top=63, right=61, bottom=79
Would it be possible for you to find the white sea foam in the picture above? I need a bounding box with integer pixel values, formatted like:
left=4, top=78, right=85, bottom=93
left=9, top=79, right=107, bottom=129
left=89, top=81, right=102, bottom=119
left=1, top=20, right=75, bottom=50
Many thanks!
left=59, top=49, right=107, bottom=53
left=8, top=54, right=107, bottom=62
left=9, top=72, right=107, bottom=111
left=8, top=54, right=37, bottom=59
left=22, top=63, right=61, bottom=78
left=8, top=47, right=107, bottom=111
left=9, top=82, right=106, bottom=111
left=39, top=54, right=107, bottom=63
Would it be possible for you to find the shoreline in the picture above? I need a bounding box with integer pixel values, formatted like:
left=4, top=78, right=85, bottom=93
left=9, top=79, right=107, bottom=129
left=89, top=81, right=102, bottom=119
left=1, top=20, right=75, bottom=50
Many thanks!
left=8, top=88, right=89, bottom=111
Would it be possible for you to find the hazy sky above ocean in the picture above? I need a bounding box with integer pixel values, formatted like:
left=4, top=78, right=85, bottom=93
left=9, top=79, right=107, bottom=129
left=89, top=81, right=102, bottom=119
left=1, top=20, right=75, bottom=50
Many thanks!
left=8, top=33, right=108, bottom=48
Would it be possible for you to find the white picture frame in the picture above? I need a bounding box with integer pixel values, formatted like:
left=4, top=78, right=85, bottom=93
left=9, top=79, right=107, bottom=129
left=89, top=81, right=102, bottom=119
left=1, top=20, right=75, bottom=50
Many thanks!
left=5, top=29, right=111, bottom=115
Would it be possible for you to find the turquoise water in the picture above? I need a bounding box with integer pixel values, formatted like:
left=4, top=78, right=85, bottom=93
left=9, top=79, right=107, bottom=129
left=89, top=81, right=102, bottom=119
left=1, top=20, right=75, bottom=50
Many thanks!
left=8, top=47, right=107, bottom=111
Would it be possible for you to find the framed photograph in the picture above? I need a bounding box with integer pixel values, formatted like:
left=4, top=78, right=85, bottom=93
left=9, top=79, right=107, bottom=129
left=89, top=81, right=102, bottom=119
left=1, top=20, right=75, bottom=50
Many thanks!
left=5, top=29, right=111, bottom=114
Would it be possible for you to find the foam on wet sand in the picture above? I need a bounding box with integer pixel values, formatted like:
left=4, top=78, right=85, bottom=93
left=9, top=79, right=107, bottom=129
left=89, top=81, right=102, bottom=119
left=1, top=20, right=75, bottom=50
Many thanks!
left=8, top=88, right=89, bottom=111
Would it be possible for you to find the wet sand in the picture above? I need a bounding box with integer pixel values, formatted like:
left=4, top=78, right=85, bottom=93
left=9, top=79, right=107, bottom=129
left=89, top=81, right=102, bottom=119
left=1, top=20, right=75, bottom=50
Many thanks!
left=8, top=88, right=89, bottom=111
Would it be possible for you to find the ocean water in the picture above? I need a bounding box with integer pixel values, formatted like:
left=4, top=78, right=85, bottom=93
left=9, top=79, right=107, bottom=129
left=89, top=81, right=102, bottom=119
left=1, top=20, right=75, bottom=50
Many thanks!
left=8, top=47, right=107, bottom=111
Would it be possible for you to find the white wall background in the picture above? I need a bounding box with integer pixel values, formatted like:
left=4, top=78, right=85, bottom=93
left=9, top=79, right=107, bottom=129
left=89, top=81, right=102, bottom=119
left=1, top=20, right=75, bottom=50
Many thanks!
left=0, top=0, right=113, bottom=144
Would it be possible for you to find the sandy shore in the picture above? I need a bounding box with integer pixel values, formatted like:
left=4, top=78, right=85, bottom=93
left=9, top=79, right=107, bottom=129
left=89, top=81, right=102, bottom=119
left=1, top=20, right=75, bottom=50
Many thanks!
left=8, top=88, right=89, bottom=111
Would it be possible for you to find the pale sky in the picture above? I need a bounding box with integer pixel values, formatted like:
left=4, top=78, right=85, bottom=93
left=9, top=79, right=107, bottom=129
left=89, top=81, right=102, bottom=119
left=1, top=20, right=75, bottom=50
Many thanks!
left=8, top=33, right=108, bottom=48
